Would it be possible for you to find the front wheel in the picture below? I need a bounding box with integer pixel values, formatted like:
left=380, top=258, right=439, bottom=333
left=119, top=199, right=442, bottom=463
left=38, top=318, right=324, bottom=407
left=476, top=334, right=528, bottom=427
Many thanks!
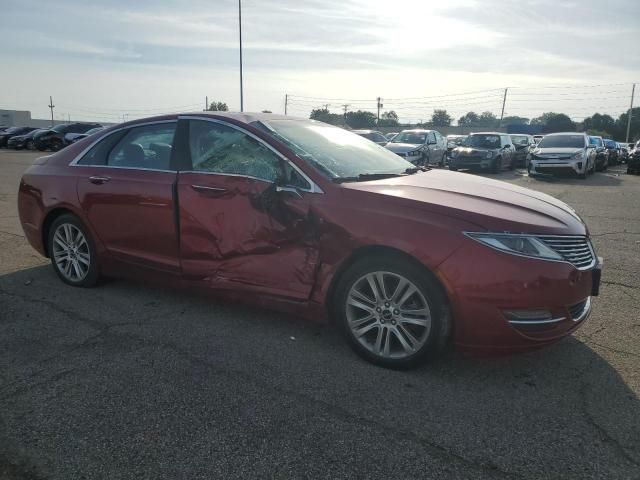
left=48, top=214, right=100, bottom=287
left=490, top=157, right=501, bottom=173
left=25, top=139, right=35, bottom=150
left=334, top=255, right=448, bottom=369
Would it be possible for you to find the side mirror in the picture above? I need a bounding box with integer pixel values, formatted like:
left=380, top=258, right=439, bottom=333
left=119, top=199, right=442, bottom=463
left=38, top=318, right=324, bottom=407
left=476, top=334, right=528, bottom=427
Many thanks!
left=276, top=185, right=303, bottom=198
left=504, top=144, right=511, bottom=149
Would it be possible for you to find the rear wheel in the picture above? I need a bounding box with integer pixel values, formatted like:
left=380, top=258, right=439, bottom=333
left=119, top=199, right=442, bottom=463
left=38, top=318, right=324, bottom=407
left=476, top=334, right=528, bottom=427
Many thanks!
left=48, top=214, right=100, bottom=287
left=25, top=139, right=34, bottom=150
left=334, top=255, right=448, bottom=369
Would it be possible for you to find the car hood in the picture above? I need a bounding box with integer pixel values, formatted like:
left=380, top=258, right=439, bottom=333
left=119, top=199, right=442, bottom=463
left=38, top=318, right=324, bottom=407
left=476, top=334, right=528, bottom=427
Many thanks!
left=341, top=170, right=587, bottom=235
left=533, top=147, right=582, bottom=156
left=8, top=134, right=28, bottom=140
left=385, top=143, right=422, bottom=153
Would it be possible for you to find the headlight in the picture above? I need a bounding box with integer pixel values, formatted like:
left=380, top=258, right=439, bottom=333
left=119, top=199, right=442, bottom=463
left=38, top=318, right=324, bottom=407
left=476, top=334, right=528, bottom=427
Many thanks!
left=406, top=150, right=421, bottom=157
left=485, top=151, right=494, bottom=159
left=571, top=150, right=584, bottom=160
left=465, top=233, right=563, bottom=261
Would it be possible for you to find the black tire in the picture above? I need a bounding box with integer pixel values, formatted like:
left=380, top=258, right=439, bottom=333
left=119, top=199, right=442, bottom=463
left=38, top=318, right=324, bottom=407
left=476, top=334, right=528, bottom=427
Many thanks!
left=48, top=214, right=100, bottom=287
left=334, top=254, right=449, bottom=369
left=449, top=166, right=458, bottom=171
left=50, top=139, right=63, bottom=152
left=490, top=157, right=501, bottom=173
left=26, top=139, right=34, bottom=150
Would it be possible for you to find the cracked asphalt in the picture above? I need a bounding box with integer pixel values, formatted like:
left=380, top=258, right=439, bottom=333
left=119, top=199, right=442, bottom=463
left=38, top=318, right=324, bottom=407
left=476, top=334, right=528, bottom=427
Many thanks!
left=1, top=149, right=639, bottom=479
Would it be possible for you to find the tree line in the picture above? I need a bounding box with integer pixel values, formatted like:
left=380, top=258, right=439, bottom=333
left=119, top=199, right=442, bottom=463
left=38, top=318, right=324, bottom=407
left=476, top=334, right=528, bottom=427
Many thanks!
left=205, top=100, right=640, bottom=141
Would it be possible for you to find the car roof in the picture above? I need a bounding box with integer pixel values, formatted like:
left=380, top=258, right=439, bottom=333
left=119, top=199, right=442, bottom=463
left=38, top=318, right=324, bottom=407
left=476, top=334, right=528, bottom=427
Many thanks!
left=470, top=132, right=504, bottom=135
left=399, top=129, right=434, bottom=133
left=546, top=132, right=587, bottom=136
left=352, top=129, right=382, bottom=134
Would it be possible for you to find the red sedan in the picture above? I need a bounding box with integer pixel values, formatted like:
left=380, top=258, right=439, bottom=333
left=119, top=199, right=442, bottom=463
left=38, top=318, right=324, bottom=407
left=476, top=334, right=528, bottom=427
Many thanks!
left=18, top=113, right=602, bottom=368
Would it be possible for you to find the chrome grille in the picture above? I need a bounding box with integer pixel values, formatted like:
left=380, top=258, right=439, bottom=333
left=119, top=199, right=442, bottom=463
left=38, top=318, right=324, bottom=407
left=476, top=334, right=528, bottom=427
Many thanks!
left=568, top=298, right=590, bottom=321
left=538, top=235, right=596, bottom=270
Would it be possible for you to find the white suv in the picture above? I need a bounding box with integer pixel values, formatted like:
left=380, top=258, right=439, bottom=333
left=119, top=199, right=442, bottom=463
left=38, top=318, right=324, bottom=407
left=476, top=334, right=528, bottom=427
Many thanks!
left=528, top=132, right=596, bottom=179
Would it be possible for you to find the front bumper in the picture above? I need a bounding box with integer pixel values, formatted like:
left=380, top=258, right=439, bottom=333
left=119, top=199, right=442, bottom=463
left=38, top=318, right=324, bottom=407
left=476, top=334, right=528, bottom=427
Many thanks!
left=449, top=155, right=494, bottom=169
left=436, top=239, right=601, bottom=354
left=530, top=157, right=586, bottom=175
left=7, top=139, right=25, bottom=148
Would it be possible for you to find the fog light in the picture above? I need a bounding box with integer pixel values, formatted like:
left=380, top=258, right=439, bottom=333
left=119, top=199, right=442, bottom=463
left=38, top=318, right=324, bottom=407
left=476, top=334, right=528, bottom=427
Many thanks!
left=504, top=309, right=566, bottom=325
left=577, top=162, right=583, bottom=169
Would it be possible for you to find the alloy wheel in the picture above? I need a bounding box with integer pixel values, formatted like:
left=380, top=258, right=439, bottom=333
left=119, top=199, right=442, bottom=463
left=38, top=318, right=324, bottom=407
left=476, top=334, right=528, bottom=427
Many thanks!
left=52, top=223, right=91, bottom=282
left=346, top=271, right=432, bottom=359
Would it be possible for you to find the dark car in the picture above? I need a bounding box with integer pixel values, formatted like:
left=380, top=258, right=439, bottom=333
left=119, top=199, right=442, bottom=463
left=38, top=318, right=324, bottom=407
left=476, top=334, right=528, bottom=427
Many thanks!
left=385, top=129, right=447, bottom=167
left=618, top=143, right=629, bottom=164
left=7, top=128, right=47, bottom=150
left=449, top=132, right=515, bottom=172
left=628, top=141, right=640, bottom=175
left=509, top=134, right=535, bottom=168
left=64, top=126, right=105, bottom=146
left=588, top=136, right=609, bottom=171
left=34, top=123, right=102, bottom=151
left=0, top=126, right=37, bottom=148
left=352, top=129, right=389, bottom=146
left=17, top=112, right=600, bottom=368
left=445, top=135, right=467, bottom=159
left=603, top=139, right=619, bottom=165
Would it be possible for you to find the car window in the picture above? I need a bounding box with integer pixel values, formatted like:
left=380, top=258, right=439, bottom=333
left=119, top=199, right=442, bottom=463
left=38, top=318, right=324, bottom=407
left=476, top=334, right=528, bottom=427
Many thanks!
left=372, top=133, right=387, bottom=143
left=107, top=123, right=176, bottom=170
left=427, top=132, right=436, bottom=143
left=77, top=130, right=127, bottom=166
left=189, top=120, right=282, bottom=182
left=391, top=131, right=427, bottom=144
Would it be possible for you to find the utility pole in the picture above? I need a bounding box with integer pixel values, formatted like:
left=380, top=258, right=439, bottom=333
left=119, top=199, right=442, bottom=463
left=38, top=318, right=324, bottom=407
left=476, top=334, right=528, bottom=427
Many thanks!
left=205, top=96, right=208, bottom=111
left=238, top=0, right=244, bottom=112
left=626, top=83, right=635, bottom=143
left=342, top=104, right=350, bottom=124
left=499, top=87, right=508, bottom=128
left=377, top=97, right=382, bottom=125
left=48, top=96, right=55, bottom=127
left=67, top=114, right=70, bottom=122
left=284, top=94, right=288, bottom=115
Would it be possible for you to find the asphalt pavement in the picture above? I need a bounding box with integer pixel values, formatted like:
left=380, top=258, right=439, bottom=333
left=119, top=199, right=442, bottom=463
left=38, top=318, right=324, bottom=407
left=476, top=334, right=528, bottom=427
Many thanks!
left=1, top=149, right=639, bottom=479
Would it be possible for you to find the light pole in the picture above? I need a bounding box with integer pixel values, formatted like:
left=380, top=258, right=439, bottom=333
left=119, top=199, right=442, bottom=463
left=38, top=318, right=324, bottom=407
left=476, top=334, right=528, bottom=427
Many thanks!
left=238, top=0, right=244, bottom=112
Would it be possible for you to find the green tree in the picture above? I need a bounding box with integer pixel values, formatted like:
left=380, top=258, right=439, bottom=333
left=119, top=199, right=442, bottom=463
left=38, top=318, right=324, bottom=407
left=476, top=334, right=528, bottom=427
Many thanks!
left=379, top=110, right=399, bottom=127
left=502, top=116, right=529, bottom=125
left=614, top=107, right=640, bottom=141
left=583, top=113, right=615, bottom=137
left=458, top=111, right=479, bottom=127
left=531, top=112, right=576, bottom=133
left=309, top=108, right=343, bottom=126
left=345, top=110, right=377, bottom=129
left=478, top=111, right=499, bottom=128
left=431, top=109, right=452, bottom=127
left=207, top=101, right=229, bottom=111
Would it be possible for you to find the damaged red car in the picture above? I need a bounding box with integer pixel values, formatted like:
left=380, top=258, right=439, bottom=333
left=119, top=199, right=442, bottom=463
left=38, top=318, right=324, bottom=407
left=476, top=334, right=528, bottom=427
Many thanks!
left=18, top=113, right=602, bottom=368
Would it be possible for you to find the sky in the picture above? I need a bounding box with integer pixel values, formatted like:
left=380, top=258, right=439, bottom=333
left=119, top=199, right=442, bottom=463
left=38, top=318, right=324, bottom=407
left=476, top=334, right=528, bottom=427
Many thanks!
left=0, top=0, right=638, bottom=124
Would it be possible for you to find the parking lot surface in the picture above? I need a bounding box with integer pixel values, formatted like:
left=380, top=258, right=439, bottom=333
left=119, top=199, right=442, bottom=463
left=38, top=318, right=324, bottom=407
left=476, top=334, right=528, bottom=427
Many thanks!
left=1, top=149, right=639, bottom=479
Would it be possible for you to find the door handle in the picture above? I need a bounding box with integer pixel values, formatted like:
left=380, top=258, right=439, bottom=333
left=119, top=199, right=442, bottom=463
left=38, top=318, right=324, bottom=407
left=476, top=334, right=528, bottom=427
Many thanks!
left=191, top=184, right=227, bottom=194
left=89, top=176, right=111, bottom=184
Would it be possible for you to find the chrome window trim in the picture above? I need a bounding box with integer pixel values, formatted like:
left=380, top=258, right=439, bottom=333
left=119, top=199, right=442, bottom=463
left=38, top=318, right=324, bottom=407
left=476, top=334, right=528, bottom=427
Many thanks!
left=179, top=170, right=275, bottom=185
left=68, top=120, right=178, bottom=171
left=464, top=232, right=597, bottom=271
left=179, top=115, right=324, bottom=194
left=571, top=297, right=592, bottom=323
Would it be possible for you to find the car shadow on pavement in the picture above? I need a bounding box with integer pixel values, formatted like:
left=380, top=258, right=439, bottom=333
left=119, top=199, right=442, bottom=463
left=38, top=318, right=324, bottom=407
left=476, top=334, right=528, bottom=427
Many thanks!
left=1, top=265, right=639, bottom=478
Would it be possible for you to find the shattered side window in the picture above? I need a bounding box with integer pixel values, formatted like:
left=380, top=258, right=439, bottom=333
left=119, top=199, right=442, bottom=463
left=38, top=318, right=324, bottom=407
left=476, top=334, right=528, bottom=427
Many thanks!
left=189, top=120, right=282, bottom=182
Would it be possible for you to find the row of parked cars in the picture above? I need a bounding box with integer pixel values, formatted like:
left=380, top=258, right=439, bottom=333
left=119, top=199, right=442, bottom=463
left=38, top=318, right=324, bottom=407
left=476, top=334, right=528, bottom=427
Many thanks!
left=352, top=128, right=640, bottom=178
left=0, top=122, right=103, bottom=151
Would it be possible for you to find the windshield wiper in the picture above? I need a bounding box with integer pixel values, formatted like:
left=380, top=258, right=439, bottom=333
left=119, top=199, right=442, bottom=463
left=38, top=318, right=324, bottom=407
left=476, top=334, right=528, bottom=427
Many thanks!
left=332, top=172, right=407, bottom=184
left=404, top=166, right=429, bottom=174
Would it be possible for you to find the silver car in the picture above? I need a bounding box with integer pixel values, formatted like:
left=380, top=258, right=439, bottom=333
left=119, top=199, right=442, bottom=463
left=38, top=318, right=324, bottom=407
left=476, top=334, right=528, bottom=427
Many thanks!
left=384, top=129, right=447, bottom=166
left=528, top=132, right=596, bottom=179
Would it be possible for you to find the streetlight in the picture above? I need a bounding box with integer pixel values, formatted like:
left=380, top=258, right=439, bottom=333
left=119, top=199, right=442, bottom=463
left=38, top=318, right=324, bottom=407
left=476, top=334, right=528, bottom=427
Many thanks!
left=239, top=0, right=244, bottom=112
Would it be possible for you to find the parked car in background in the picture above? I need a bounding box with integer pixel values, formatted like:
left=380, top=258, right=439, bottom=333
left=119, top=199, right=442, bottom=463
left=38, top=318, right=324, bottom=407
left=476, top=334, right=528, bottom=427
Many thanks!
left=618, top=144, right=629, bottom=164
left=628, top=141, right=640, bottom=175
left=385, top=132, right=398, bottom=141
left=17, top=112, right=601, bottom=368
left=64, top=126, right=105, bottom=145
left=448, top=132, right=515, bottom=173
left=589, top=136, right=609, bottom=171
left=445, top=135, right=467, bottom=159
left=603, top=139, right=619, bottom=165
left=509, top=134, right=535, bottom=168
left=352, top=129, right=389, bottom=146
left=533, top=135, right=544, bottom=144
left=385, top=129, right=447, bottom=166
left=7, top=128, right=47, bottom=150
left=34, top=122, right=102, bottom=151
left=529, top=132, right=595, bottom=179
left=0, top=126, right=37, bottom=148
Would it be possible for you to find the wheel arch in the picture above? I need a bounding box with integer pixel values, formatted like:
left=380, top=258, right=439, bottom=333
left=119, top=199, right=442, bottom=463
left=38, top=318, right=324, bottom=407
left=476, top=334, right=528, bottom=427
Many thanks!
left=41, top=207, right=76, bottom=257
